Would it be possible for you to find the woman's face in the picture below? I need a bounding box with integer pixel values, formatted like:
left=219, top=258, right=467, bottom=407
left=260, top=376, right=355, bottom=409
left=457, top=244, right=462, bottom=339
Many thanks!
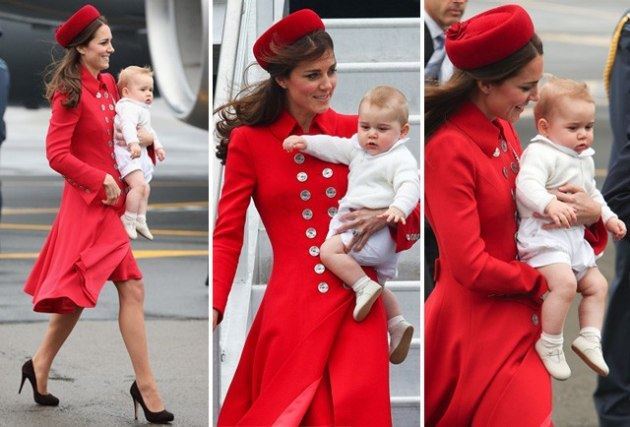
left=276, top=49, right=337, bottom=122
left=481, top=54, right=543, bottom=123
left=77, top=24, right=114, bottom=76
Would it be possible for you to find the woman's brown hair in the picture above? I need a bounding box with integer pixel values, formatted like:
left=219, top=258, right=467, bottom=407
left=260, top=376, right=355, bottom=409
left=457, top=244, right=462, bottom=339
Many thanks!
left=425, top=34, right=543, bottom=139
left=214, top=30, right=334, bottom=164
left=45, top=16, right=108, bottom=108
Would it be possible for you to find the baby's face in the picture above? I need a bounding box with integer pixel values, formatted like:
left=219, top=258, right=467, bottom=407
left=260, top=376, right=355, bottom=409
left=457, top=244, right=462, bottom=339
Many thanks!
left=124, top=74, right=154, bottom=105
left=356, top=103, right=408, bottom=155
left=542, top=98, right=595, bottom=154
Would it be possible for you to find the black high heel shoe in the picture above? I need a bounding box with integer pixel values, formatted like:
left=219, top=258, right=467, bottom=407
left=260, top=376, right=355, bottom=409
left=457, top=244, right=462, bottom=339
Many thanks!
left=130, top=381, right=174, bottom=424
left=18, top=359, right=59, bottom=406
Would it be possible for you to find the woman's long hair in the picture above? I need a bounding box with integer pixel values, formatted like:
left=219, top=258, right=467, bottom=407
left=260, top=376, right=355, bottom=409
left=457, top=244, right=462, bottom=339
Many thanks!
left=214, top=30, right=334, bottom=164
left=425, top=34, right=543, bottom=139
left=45, top=16, right=108, bottom=108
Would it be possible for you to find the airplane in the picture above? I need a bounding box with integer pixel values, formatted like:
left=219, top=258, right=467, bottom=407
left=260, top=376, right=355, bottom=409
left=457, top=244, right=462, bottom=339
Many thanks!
left=0, top=0, right=207, bottom=129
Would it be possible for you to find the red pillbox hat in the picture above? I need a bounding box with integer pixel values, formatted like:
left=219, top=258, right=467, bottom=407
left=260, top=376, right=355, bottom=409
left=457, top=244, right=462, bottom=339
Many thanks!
left=55, top=5, right=101, bottom=48
left=253, top=9, right=325, bottom=71
left=445, top=4, right=534, bottom=70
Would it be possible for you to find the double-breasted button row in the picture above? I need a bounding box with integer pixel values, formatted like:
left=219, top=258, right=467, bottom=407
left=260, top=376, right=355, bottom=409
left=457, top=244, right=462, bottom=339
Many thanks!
left=314, top=263, right=325, bottom=274
left=318, top=282, right=329, bottom=293
left=297, top=172, right=308, bottom=182
left=309, top=246, right=320, bottom=256
left=306, top=227, right=317, bottom=239
left=302, top=209, right=313, bottom=220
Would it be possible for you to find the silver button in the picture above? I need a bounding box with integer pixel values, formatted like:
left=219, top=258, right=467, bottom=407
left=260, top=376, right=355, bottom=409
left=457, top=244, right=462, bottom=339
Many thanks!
left=300, top=190, right=311, bottom=201
left=294, top=153, right=305, bottom=164
left=306, top=228, right=317, bottom=239
left=309, top=246, right=320, bottom=256
left=109, top=104, right=114, bottom=111
left=96, top=92, right=102, bottom=99
left=322, top=168, right=333, bottom=178
left=314, top=264, right=325, bottom=274
left=318, top=282, right=329, bottom=293
left=328, top=207, right=338, bottom=218
left=302, top=209, right=313, bottom=220
left=531, top=313, right=539, bottom=325
left=502, top=166, right=508, bottom=179
left=325, top=187, right=337, bottom=198
left=493, top=148, right=500, bottom=158
left=500, top=139, right=508, bottom=152
left=297, top=172, right=308, bottom=182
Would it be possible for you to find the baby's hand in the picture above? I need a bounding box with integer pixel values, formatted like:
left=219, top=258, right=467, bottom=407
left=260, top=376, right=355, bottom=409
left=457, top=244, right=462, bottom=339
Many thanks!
left=156, top=147, right=166, bottom=162
left=544, top=199, right=577, bottom=228
left=378, top=206, right=406, bottom=224
left=283, top=135, right=307, bottom=152
left=128, top=142, right=141, bottom=159
left=606, top=217, right=627, bottom=240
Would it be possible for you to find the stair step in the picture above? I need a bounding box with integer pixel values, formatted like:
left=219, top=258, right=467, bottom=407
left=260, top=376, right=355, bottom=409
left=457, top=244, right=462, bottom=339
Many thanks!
left=324, top=18, right=420, bottom=63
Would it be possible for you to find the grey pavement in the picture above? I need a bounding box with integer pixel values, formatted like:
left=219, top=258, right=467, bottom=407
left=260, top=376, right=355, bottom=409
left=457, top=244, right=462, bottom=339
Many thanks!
left=468, top=2, right=623, bottom=426
left=0, top=97, right=209, bottom=425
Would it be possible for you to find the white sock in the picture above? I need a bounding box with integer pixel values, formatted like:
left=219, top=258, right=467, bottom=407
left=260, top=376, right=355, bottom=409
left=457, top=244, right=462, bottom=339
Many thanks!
left=580, top=327, right=601, bottom=341
left=124, top=211, right=138, bottom=221
left=540, top=332, right=563, bottom=348
left=351, top=276, right=371, bottom=293
left=388, top=315, right=404, bottom=331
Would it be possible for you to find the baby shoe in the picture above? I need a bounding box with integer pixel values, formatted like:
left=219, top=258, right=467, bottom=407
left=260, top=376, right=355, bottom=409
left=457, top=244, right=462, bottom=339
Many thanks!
left=135, top=217, right=154, bottom=240
left=571, top=335, right=609, bottom=377
left=535, top=338, right=571, bottom=380
left=389, top=319, right=414, bottom=364
left=353, top=280, right=382, bottom=322
left=121, top=214, right=137, bottom=240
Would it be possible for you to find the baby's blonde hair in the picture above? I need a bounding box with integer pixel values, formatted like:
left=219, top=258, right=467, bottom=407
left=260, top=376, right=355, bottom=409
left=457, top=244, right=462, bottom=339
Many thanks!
left=359, top=85, right=409, bottom=126
left=117, top=65, right=153, bottom=93
left=534, top=75, right=594, bottom=124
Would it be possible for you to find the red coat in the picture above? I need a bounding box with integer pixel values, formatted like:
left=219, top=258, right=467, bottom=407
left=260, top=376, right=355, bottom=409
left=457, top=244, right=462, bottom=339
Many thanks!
left=425, top=102, right=553, bottom=426
left=213, top=109, right=419, bottom=426
left=24, top=66, right=141, bottom=314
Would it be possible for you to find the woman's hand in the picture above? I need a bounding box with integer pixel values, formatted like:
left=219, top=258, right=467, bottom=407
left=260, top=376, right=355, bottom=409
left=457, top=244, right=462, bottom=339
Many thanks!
left=213, top=309, right=219, bottom=331
left=336, top=208, right=388, bottom=251
left=101, top=173, right=121, bottom=205
left=137, top=126, right=155, bottom=147
left=537, top=184, right=601, bottom=229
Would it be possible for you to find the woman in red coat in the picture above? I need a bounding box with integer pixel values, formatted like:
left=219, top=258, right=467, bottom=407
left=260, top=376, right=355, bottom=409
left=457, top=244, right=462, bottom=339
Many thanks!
left=424, top=5, right=605, bottom=426
left=213, top=9, right=419, bottom=426
left=19, top=6, right=172, bottom=423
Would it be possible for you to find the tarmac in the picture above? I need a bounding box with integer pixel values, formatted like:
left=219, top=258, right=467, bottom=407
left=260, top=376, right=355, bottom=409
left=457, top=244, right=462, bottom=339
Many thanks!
left=0, top=98, right=210, bottom=426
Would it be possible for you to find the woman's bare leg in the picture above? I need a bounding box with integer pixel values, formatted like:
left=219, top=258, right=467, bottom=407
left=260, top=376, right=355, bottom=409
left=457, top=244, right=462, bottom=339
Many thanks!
left=31, top=308, right=83, bottom=394
left=114, top=279, right=164, bottom=411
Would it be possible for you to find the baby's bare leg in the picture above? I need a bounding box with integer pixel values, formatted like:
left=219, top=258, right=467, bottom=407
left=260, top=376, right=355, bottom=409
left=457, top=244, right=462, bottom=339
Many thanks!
left=138, top=182, right=151, bottom=216
left=320, top=235, right=368, bottom=286
left=538, top=263, right=577, bottom=335
left=124, top=170, right=149, bottom=214
left=577, top=267, right=607, bottom=330
left=382, top=288, right=401, bottom=320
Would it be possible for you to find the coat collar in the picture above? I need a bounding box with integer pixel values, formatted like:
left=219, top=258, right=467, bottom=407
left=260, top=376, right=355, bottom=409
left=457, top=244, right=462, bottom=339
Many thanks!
left=80, top=64, right=109, bottom=96
left=530, top=134, right=595, bottom=158
left=268, top=108, right=338, bottom=141
left=448, top=101, right=511, bottom=157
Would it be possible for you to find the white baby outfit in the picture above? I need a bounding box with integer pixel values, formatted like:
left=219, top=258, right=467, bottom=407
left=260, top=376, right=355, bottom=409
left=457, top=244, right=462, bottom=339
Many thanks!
left=113, top=98, right=162, bottom=181
left=516, top=134, right=617, bottom=280
left=302, top=134, right=420, bottom=281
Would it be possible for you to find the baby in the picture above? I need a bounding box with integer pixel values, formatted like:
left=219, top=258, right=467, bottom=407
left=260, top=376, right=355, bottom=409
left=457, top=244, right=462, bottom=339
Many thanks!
left=114, top=66, right=166, bottom=240
left=516, top=76, right=626, bottom=380
left=283, top=85, right=420, bottom=363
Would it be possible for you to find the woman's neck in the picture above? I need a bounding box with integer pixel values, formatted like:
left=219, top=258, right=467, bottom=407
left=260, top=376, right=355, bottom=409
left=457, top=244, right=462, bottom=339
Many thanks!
left=469, top=91, right=496, bottom=122
left=80, top=61, right=100, bottom=79
left=286, top=105, right=316, bottom=133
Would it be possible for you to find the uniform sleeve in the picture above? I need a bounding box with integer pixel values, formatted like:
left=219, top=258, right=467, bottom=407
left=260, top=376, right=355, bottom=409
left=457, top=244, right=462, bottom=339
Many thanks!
left=515, top=145, right=555, bottom=214
left=426, top=140, right=547, bottom=300
left=115, top=102, right=140, bottom=145
left=390, top=155, right=420, bottom=217
left=302, top=134, right=355, bottom=165
left=46, top=92, right=106, bottom=205
left=213, top=127, right=257, bottom=319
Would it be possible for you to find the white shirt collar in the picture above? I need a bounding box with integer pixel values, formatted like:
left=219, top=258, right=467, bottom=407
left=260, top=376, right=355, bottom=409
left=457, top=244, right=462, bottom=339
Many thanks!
left=424, top=13, right=444, bottom=42
left=530, top=134, right=595, bottom=158
left=118, top=97, right=151, bottom=109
